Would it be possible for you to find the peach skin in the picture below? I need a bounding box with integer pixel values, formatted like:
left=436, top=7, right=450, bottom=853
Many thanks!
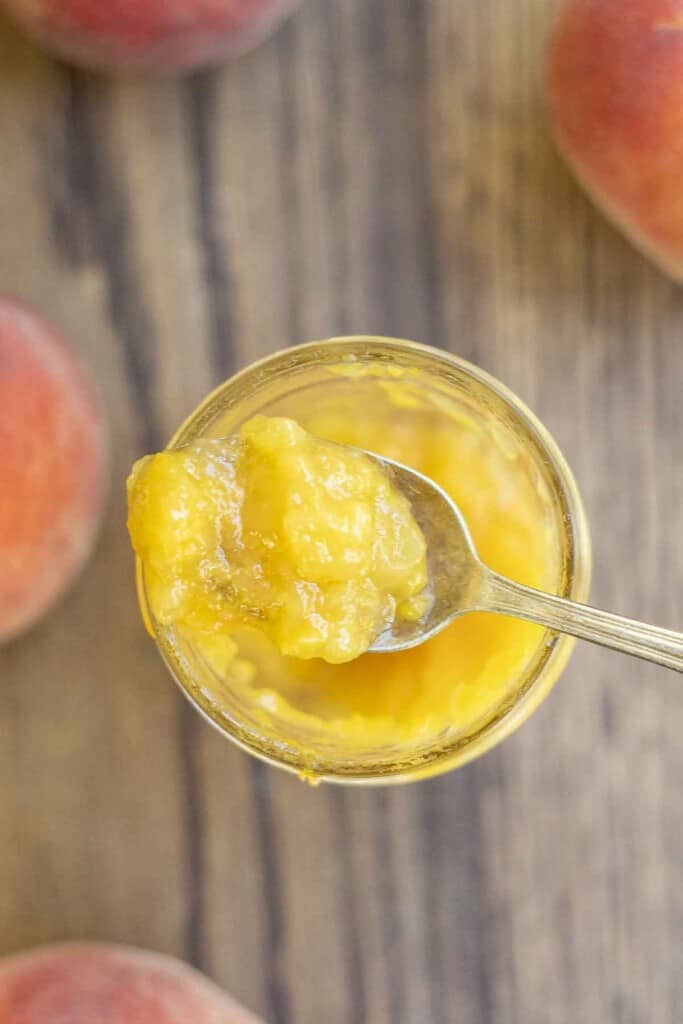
left=0, top=298, right=107, bottom=644
left=546, top=0, right=683, bottom=282
left=0, top=944, right=264, bottom=1023
left=0, top=0, right=302, bottom=72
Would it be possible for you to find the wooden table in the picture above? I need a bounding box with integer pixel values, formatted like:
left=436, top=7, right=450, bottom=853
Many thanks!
left=1, top=2, right=681, bottom=1021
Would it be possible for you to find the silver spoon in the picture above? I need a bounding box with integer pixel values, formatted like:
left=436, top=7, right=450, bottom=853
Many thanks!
left=365, top=452, right=683, bottom=671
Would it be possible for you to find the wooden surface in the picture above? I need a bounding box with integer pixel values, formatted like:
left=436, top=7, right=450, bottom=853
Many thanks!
left=0, top=2, right=681, bottom=1021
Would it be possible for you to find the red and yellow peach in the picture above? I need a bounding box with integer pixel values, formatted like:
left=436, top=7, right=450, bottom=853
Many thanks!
left=0, top=298, right=107, bottom=644
left=0, top=944, right=263, bottom=1022
left=546, top=0, right=683, bottom=281
left=0, top=0, right=302, bottom=72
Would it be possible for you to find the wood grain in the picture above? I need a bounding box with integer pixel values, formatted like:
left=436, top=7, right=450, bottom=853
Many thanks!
left=0, top=1, right=681, bottom=1022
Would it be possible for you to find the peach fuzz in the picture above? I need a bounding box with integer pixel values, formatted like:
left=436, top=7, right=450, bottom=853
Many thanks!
left=0, top=0, right=303, bottom=72
left=545, top=0, right=683, bottom=282
left=0, top=298, right=107, bottom=644
left=0, top=944, right=263, bottom=1022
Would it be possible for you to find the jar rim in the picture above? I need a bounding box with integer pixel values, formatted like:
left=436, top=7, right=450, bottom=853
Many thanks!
left=138, top=337, right=592, bottom=784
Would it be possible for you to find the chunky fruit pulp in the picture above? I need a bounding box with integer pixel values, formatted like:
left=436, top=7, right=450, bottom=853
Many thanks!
left=128, top=415, right=430, bottom=665
left=139, top=371, right=561, bottom=753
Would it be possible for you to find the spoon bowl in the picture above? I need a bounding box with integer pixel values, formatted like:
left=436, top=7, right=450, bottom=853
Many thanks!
left=365, top=455, right=485, bottom=652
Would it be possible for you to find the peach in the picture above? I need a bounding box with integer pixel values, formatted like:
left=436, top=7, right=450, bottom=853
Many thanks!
left=0, top=944, right=263, bottom=1022
left=545, top=0, right=683, bottom=282
left=0, top=0, right=303, bottom=72
left=0, top=298, right=107, bottom=644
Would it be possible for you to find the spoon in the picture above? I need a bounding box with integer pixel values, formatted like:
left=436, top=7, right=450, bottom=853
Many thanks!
left=365, top=452, right=683, bottom=672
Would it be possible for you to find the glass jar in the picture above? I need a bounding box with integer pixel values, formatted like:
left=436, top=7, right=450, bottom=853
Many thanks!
left=137, top=337, right=591, bottom=784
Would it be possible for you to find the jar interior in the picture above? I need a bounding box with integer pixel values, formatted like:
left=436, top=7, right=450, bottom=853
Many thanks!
left=149, top=343, right=577, bottom=780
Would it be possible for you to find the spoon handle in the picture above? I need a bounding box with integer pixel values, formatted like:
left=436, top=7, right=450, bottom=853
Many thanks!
left=480, top=571, right=683, bottom=673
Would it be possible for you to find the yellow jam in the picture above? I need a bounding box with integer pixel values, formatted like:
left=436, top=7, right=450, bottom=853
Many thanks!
left=131, top=368, right=561, bottom=761
left=128, top=415, right=431, bottom=665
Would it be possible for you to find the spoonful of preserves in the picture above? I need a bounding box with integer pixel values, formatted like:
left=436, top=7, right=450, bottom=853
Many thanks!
left=365, top=452, right=683, bottom=671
